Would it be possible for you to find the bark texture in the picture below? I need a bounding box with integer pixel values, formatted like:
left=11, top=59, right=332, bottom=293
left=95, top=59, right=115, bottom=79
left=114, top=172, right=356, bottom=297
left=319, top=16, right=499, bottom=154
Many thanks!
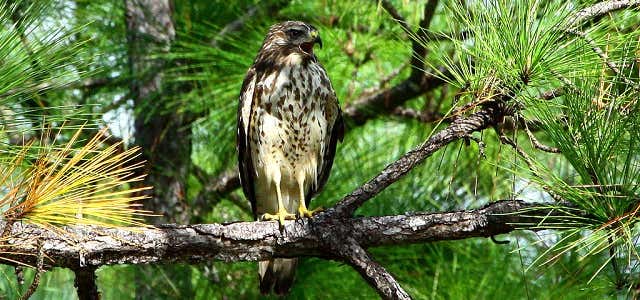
left=4, top=200, right=558, bottom=268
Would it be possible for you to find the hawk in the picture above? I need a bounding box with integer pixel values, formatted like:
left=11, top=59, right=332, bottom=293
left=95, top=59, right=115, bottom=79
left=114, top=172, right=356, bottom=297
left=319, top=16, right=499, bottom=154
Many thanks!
left=237, top=21, right=344, bottom=294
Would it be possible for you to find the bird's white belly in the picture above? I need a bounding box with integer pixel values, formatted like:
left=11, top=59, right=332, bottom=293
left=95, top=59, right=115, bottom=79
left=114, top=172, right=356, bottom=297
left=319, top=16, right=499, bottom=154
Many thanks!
left=252, top=108, right=326, bottom=214
left=247, top=61, right=335, bottom=216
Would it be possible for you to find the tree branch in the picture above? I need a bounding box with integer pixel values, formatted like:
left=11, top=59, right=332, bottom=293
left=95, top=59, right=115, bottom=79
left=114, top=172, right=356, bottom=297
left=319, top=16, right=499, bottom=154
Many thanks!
left=339, top=238, right=411, bottom=300
left=2, top=200, right=569, bottom=270
left=523, top=121, right=561, bottom=153
left=18, top=239, right=44, bottom=300
left=379, top=0, right=412, bottom=34
left=566, top=28, right=639, bottom=90
left=567, top=0, right=640, bottom=28
left=335, top=104, right=507, bottom=216
left=345, top=0, right=443, bottom=126
left=73, top=267, right=99, bottom=300
left=343, top=70, right=449, bottom=126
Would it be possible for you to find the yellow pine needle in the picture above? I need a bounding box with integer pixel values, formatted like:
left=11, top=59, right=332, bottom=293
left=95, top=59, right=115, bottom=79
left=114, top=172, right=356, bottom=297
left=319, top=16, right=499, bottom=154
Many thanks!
left=2, top=125, right=154, bottom=230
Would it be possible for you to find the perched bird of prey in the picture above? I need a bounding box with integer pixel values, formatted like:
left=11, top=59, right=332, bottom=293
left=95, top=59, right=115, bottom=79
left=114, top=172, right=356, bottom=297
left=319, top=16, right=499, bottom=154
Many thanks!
left=237, top=21, right=344, bottom=294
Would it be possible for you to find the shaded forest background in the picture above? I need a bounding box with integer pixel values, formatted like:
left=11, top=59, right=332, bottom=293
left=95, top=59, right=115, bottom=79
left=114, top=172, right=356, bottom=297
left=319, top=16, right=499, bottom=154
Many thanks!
left=0, top=0, right=639, bottom=299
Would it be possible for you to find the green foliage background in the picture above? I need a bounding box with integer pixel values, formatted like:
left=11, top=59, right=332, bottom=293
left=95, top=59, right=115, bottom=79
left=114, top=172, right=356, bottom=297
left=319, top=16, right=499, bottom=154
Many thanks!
left=0, top=0, right=639, bottom=299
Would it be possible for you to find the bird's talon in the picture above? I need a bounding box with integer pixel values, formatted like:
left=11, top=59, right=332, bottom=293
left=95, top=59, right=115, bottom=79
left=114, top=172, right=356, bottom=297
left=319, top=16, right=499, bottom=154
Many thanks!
left=260, top=210, right=296, bottom=227
left=298, top=206, right=324, bottom=218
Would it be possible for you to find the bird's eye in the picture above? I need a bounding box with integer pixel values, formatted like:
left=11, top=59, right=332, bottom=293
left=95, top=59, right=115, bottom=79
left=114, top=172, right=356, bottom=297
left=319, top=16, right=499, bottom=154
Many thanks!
left=287, top=29, right=304, bottom=38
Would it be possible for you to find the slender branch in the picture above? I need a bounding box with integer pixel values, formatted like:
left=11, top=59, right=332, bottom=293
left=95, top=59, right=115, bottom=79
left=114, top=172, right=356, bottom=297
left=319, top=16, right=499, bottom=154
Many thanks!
left=19, top=239, right=44, bottom=300
left=409, top=0, right=439, bottom=80
left=379, top=0, right=412, bottom=34
left=1, top=200, right=572, bottom=269
left=498, top=134, right=564, bottom=202
left=567, top=0, right=640, bottom=28
left=345, top=0, right=442, bottom=125
left=343, top=70, right=449, bottom=125
left=335, top=104, right=507, bottom=216
left=339, top=238, right=411, bottom=300
left=566, top=29, right=639, bottom=89
left=523, top=121, right=561, bottom=153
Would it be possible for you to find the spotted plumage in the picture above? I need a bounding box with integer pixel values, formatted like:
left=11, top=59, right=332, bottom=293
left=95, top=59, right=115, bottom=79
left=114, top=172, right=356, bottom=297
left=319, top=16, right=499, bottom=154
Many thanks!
left=236, top=21, right=344, bottom=295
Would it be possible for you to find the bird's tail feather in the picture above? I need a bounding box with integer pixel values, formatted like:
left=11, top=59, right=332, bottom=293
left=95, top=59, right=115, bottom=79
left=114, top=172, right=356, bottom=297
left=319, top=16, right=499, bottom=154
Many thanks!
left=259, top=258, right=298, bottom=295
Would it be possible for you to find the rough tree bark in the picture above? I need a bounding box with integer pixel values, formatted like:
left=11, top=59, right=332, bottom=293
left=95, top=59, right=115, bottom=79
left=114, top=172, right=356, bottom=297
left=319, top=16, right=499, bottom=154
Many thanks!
left=4, top=200, right=568, bottom=270
left=125, top=0, right=192, bottom=225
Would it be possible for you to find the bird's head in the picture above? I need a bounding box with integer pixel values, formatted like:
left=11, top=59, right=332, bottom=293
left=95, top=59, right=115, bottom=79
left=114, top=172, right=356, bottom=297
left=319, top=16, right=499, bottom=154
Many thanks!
left=265, top=21, right=323, bottom=57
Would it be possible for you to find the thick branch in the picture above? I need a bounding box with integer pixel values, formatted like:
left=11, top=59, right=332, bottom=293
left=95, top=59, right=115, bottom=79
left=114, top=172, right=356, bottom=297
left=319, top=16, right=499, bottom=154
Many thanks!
left=2, top=200, right=567, bottom=269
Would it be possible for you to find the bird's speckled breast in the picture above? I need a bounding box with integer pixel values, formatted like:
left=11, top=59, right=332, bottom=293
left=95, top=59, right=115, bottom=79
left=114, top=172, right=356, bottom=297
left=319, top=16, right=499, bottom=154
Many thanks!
left=248, top=55, right=338, bottom=212
left=253, top=63, right=334, bottom=175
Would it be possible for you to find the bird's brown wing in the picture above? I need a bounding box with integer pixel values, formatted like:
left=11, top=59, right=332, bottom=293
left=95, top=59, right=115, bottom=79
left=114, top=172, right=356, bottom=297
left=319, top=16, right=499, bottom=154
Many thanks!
left=306, top=97, right=345, bottom=205
left=237, top=67, right=259, bottom=219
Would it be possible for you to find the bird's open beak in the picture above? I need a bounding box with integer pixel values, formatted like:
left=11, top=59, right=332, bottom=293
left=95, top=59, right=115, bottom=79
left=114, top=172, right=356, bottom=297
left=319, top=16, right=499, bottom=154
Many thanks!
left=300, top=30, right=322, bottom=55
left=310, top=30, right=322, bottom=49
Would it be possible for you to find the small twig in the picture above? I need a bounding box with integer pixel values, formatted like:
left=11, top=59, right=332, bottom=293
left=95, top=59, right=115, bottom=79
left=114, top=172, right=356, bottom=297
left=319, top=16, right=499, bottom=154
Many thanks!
left=498, top=134, right=564, bottom=202
left=522, top=119, right=561, bottom=153
left=463, top=134, right=486, bottom=159
left=392, top=107, right=442, bottom=123
left=19, top=239, right=45, bottom=300
left=566, top=29, right=640, bottom=90
left=499, top=135, right=537, bottom=171
left=379, top=0, right=412, bottom=34
left=540, top=87, right=565, bottom=100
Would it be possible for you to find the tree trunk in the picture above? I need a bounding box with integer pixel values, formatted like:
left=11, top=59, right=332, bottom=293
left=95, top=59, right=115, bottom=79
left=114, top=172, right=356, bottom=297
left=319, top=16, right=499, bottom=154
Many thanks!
left=125, top=0, right=191, bottom=224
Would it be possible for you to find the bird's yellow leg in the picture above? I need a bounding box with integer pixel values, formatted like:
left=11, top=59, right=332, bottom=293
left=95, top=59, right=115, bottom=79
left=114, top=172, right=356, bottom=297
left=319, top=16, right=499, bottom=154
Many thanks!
left=260, top=177, right=295, bottom=227
left=297, top=177, right=323, bottom=218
